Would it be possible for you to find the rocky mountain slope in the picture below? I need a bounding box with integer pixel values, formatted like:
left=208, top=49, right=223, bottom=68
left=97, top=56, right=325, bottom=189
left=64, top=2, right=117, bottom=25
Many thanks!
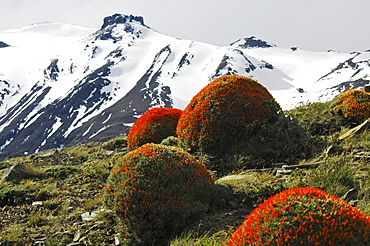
left=0, top=13, right=369, bottom=156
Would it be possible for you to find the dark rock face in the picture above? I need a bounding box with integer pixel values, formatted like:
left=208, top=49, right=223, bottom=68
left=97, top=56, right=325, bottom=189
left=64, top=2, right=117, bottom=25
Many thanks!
left=44, top=59, right=60, bottom=81
left=230, top=36, right=275, bottom=49
left=0, top=41, right=10, bottom=48
left=0, top=41, right=176, bottom=155
left=0, top=80, right=13, bottom=106
left=212, top=50, right=257, bottom=79
left=101, top=14, right=145, bottom=29
left=97, top=14, right=145, bottom=41
left=329, top=79, right=370, bottom=93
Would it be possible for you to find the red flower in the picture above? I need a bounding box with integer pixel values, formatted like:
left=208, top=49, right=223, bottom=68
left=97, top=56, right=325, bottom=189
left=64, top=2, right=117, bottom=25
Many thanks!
left=102, top=143, right=214, bottom=245
left=176, top=75, right=282, bottom=157
left=127, top=107, right=182, bottom=151
left=332, top=89, right=370, bottom=123
left=225, top=187, right=370, bottom=245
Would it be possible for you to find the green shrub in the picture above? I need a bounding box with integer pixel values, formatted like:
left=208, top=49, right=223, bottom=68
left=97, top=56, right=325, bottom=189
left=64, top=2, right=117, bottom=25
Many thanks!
left=241, top=116, right=312, bottom=166
left=287, top=102, right=344, bottom=136
left=126, top=107, right=182, bottom=151
left=160, top=136, right=180, bottom=147
left=305, top=157, right=357, bottom=196
left=176, top=75, right=310, bottom=171
left=225, top=187, right=370, bottom=246
left=45, top=166, right=80, bottom=179
left=103, top=143, right=214, bottom=246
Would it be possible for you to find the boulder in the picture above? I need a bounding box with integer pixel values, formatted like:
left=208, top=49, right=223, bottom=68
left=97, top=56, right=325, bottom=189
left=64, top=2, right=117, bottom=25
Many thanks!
left=101, top=138, right=126, bottom=151
left=0, top=163, right=34, bottom=184
left=101, top=141, right=114, bottom=151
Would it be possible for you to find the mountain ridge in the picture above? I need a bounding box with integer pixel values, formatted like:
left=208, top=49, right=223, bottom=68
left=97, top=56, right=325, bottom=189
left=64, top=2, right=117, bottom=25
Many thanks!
left=0, top=14, right=369, bottom=156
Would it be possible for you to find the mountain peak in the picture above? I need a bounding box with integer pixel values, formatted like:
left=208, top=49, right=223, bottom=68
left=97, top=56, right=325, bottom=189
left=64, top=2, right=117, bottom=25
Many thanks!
left=101, top=14, right=145, bottom=29
left=230, top=36, right=275, bottom=49
left=0, top=41, right=10, bottom=48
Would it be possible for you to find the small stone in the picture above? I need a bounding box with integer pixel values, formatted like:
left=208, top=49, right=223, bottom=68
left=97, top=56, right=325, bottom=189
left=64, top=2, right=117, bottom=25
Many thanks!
left=102, top=141, right=115, bottom=150
left=81, top=209, right=104, bottom=221
left=32, top=201, right=43, bottom=207
left=73, top=230, right=81, bottom=242
left=348, top=200, right=360, bottom=207
left=225, top=210, right=251, bottom=219
left=114, top=234, right=120, bottom=246
left=341, top=188, right=358, bottom=202
left=66, top=243, right=85, bottom=246
left=276, top=168, right=293, bottom=176
left=104, top=150, right=114, bottom=156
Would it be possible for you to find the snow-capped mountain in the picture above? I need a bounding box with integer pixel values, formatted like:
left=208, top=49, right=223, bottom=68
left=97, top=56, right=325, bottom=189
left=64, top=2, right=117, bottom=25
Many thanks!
left=231, top=39, right=370, bottom=108
left=0, top=14, right=369, bottom=155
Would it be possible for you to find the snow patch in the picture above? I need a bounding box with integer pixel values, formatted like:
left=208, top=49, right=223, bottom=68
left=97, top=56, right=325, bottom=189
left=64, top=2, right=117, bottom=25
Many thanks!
left=0, top=138, right=13, bottom=151
left=89, top=125, right=109, bottom=139
left=102, top=113, right=112, bottom=124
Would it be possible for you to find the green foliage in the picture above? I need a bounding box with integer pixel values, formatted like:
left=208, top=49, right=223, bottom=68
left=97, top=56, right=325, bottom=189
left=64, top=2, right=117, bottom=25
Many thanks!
left=160, top=136, right=180, bottom=147
left=241, top=116, right=312, bottom=165
left=0, top=180, right=51, bottom=206
left=127, top=107, right=182, bottom=151
left=103, top=143, right=215, bottom=246
left=0, top=224, right=27, bottom=242
left=216, top=172, right=287, bottom=207
left=170, top=229, right=230, bottom=246
left=0, top=184, right=27, bottom=200
left=288, top=89, right=370, bottom=137
left=287, top=102, right=343, bottom=136
left=225, top=187, right=370, bottom=245
left=45, top=166, right=81, bottom=179
left=305, top=157, right=358, bottom=196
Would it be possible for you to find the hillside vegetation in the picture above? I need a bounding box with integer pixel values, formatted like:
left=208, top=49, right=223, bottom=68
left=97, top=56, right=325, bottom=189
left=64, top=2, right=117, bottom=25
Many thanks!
left=0, top=76, right=369, bottom=245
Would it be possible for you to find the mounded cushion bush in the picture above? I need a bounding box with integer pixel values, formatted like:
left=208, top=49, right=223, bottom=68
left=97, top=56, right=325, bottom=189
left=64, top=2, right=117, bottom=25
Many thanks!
left=331, top=89, right=370, bottom=124
left=103, top=143, right=214, bottom=246
left=225, top=187, right=370, bottom=246
left=126, top=107, right=182, bottom=151
left=176, top=74, right=282, bottom=158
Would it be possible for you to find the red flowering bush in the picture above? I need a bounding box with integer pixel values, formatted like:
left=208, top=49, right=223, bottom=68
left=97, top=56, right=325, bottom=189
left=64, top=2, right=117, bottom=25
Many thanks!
left=126, top=107, right=182, bottom=151
left=103, top=143, right=214, bottom=246
left=176, top=75, right=283, bottom=161
left=331, top=89, right=370, bottom=124
left=225, top=187, right=370, bottom=246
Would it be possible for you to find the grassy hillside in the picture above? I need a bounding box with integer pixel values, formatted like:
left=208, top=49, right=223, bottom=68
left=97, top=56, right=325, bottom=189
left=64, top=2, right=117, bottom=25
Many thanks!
left=0, top=94, right=369, bottom=245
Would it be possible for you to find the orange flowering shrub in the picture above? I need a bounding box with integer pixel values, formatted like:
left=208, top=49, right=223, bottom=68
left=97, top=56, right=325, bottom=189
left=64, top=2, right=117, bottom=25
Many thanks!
left=126, top=107, right=182, bottom=151
left=176, top=74, right=282, bottom=158
left=103, top=143, right=214, bottom=246
left=225, top=187, right=370, bottom=246
left=331, top=89, right=370, bottom=124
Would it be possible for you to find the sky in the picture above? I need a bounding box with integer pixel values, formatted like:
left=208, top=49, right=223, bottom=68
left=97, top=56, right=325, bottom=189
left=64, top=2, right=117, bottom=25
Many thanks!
left=0, top=0, right=369, bottom=53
